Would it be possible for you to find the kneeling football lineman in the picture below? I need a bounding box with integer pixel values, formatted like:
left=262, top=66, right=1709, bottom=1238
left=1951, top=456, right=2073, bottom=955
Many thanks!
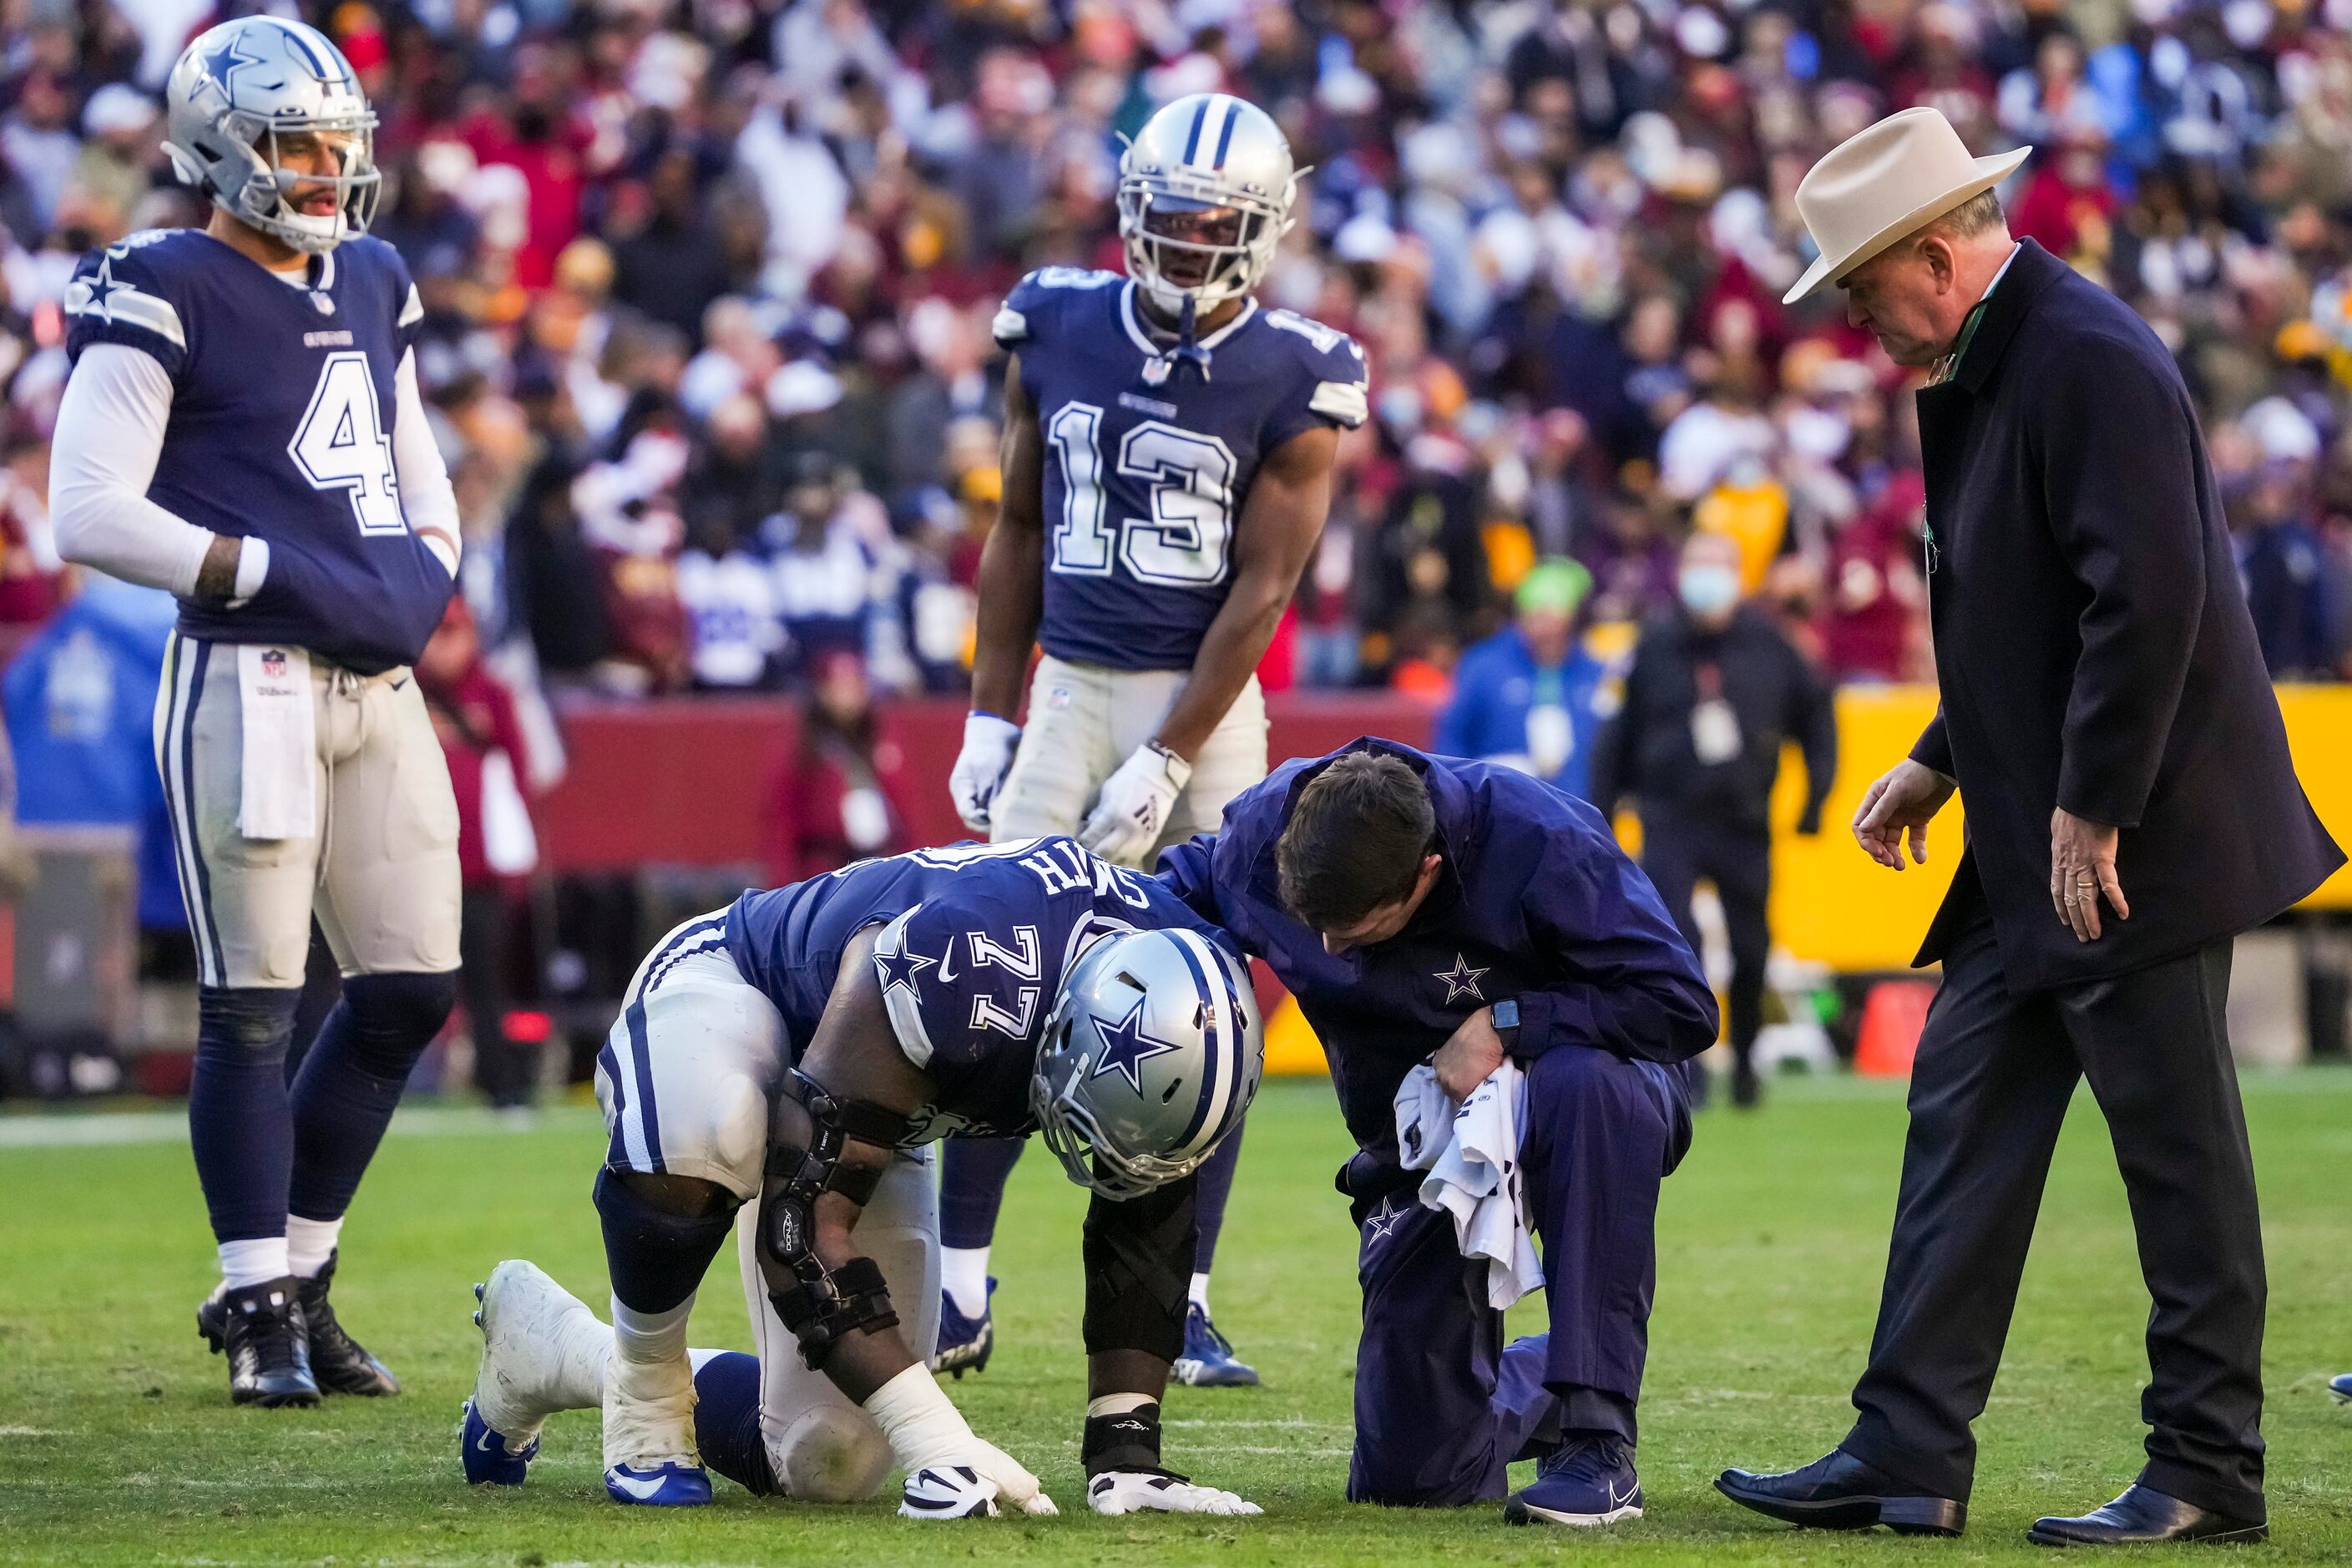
left=461, top=838, right=1263, bottom=1519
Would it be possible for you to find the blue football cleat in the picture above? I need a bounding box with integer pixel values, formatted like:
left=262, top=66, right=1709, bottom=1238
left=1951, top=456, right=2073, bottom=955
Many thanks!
left=459, top=1397, right=538, bottom=1486
left=1505, top=1435, right=1644, bottom=1526
left=2332, top=1372, right=2352, bottom=1404
left=1171, top=1302, right=1259, bottom=1388
left=604, top=1459, right=712, bottom=1507
left=930, top=1278, right=995, bottom=1379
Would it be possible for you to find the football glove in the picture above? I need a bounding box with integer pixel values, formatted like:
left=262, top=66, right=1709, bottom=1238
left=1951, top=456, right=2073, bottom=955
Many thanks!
left=948, top=711, right=1021, bottom=832
left=1079, top=741, right=1191, bottom=867
left=1087, top=1468, right=1262, bottom=1517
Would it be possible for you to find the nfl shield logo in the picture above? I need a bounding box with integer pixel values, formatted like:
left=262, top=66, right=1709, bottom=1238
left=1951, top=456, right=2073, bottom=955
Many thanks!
left=1141, top=357, right=1171, bottom=387
left=261, top=649, right=286, bottom=678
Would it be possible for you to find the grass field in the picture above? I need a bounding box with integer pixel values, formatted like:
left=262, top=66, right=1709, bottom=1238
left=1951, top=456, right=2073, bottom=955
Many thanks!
left=2, top=1069, right=2348, bottom=1565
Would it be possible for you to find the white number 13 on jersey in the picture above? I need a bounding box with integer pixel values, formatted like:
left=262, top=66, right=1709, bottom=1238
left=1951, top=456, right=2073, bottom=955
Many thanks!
left=289, top=352, right=405, bottom=536
left=1046, top=402, right=1236, bottom=586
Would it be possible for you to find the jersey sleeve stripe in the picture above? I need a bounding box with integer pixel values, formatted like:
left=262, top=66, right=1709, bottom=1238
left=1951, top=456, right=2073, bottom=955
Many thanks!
left=876, top=908, right=937, bottom=1068
left=65, top=281, right=185, bottom=349
left=992, top=305, right=1028, bottom=346
left=1309, top=380, right=1369, bottom=427
left=398, top=283, right=424, bottom=328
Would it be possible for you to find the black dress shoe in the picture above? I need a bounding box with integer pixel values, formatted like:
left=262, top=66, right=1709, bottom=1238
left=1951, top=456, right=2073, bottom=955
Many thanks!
left=1717, top=1448, right=1965, bottom=1536
left=2027, top=1485, right=2266, bottom=1548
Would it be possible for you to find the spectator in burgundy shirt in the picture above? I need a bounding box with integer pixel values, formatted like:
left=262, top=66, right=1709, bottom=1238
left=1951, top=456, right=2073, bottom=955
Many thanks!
left=761, top=650, right=916, bottom=886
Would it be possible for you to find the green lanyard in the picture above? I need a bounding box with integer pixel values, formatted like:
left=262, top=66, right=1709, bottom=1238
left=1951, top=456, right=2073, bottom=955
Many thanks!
left=1930, top=295, right=1994, bottom=388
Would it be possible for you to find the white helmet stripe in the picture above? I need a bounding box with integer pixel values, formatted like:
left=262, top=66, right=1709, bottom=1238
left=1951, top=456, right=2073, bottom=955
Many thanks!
left=1166, top=928, right=1236, bottom=1156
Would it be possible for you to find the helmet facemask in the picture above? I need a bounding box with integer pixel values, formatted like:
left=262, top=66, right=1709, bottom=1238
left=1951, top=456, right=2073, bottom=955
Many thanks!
left=1117, top=172, right=1292, bottom=316
left=232, top=113, right=382, bottom=255
left=1029, top=1019, right=1205, bottom=1201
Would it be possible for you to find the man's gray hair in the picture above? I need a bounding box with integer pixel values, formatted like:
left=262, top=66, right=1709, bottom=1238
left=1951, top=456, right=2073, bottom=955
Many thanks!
left=1930, top=189, right=2006, bottom=240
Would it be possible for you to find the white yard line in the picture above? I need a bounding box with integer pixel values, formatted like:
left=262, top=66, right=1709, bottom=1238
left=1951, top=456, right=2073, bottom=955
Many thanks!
left=0, top=1104, right=602, bottom=1150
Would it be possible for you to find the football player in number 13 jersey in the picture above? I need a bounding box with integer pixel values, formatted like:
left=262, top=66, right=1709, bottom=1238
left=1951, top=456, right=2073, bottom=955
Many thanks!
left=51, top=18, right=463, bottom=1410
left=936, top=93, right=1367, bottom=1390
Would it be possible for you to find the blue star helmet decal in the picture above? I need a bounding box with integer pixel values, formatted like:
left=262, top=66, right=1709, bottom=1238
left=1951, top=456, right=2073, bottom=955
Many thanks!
left=1087, top=997, right=1181, bottom=1093
left=204, top=31, right=266, bottom=94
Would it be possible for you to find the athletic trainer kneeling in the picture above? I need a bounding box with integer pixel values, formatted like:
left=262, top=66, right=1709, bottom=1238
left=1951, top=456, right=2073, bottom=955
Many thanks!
left=1160, top=740, right=1716, bottom=1525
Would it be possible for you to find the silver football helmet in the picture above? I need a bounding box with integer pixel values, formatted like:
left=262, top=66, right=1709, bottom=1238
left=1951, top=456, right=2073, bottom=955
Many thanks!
left=1117, top=93, right=1298, bottom=315
left=163, top=17, right=380, bottom=255
left=1032, top=926, right=1264, bottom=1201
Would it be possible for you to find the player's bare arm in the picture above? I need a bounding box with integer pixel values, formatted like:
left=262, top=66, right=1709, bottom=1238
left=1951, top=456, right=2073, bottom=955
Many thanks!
left=1151, top=424, right=1338, bottom=761
left=951, top=360, right=1047, bottom=829
left=970, top=360, right=1048, bottom=722
left=768, top=926, right=933, bottom=1404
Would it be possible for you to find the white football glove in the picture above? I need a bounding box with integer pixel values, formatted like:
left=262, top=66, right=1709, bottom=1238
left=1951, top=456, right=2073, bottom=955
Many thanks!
left=1078, top=741, right=1192, bottom=867
left=865, top=1364, right=1057, bottom=1520
left=948, top=711, right=1021, bottom=832
left=1088, top=1469, right=1262, bottom=1517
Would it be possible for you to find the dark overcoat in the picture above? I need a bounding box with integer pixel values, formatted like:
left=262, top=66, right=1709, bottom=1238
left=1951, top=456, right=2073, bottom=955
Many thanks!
left=1909, top=239, right=2341, bottom=988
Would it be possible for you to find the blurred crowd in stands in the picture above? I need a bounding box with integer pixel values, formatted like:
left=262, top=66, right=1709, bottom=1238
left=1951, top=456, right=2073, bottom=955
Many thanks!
left=3, top=0, right=2352, bottom=716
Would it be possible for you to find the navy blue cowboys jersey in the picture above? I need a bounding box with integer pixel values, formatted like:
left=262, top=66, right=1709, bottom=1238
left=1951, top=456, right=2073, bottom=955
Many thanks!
left=725, top=837, right=1239, bottom=1141
left=994, top=268, right=1368, bottom=671
left=64, top=229, right=453, bottom=675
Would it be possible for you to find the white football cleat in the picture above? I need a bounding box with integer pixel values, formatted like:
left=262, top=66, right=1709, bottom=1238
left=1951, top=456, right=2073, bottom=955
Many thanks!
left=464, top=1259, right=606, bottom=1485
left=901, top=1464, right=1003, bottom=1520
left=603, top=1339, right=706, bottom=1507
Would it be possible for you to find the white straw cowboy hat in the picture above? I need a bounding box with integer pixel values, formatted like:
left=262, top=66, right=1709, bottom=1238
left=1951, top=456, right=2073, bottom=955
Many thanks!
left=1783, top=107, right=2031, bottom=304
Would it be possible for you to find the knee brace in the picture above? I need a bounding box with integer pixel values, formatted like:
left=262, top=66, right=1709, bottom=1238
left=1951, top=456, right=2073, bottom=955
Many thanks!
left=756, top=1070, right=911, bottom=1370
left=337, top=971, right=458, bottom=1079
left=1081, top=1171, right=1193, bottom=1364
left=594, top=1168, right=738, bottom=1314
left=197, top=985, right=302, bottom=1059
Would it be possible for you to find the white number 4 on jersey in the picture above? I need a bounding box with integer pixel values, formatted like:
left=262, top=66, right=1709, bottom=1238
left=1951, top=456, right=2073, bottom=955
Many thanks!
left=289, top=351, right=404, bottom=536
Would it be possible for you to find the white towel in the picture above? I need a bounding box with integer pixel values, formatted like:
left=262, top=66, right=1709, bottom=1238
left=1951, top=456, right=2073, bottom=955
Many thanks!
left=234, top=644, right=316, bottom=840
left=1394, top=1060, right=1544, bottom=1309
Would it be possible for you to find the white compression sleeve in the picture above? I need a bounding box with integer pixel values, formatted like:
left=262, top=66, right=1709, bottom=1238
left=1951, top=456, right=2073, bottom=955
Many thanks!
left=49, top=342, right=269, bottom=599
left=391, top=347, right=461, bottom=579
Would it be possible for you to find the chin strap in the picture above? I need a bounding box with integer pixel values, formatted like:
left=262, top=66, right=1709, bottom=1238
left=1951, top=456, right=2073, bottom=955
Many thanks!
left=1170, top=296, right=1214, bottom=381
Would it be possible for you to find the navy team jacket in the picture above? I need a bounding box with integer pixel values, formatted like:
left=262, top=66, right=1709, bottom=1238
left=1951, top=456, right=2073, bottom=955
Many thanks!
left=1158, top=738, right=1718, bottom=1162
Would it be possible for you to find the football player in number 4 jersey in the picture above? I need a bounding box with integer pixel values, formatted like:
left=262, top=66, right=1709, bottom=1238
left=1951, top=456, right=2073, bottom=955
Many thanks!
left=938, top=94, right=1368, bottom=1388
left=52, top=18, right=463, bottom=1409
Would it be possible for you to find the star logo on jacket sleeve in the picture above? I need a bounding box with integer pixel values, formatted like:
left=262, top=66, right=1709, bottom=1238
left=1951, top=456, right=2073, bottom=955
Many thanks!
left=875, top=941, right=937, bottom=999
left=1434, top=953, right=1488, bottom=1004
left=1088, top=999, right=1181, bottom=1093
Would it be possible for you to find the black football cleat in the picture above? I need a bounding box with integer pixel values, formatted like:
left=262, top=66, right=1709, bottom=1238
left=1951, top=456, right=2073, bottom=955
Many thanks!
left=298, top=1250, right=401, bottom=1396
left=1716, top=1448, right=1965, bottom=1536
left=198, top=1277, right=321, bottom=1408
left=2027, top=1485, right=2266, bottom=1548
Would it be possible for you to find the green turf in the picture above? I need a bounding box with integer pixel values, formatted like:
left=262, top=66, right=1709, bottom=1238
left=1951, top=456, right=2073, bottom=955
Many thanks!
left=2, top=1070, right=2348, bottom=1565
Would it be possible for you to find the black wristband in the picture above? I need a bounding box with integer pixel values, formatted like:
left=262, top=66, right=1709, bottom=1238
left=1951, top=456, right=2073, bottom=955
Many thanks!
left=1082, top=1400, right=1162, bottom=1478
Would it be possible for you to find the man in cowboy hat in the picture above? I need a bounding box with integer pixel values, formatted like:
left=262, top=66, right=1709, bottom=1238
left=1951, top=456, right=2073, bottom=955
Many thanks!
left=1715, top=107, right=2341, bottom=1547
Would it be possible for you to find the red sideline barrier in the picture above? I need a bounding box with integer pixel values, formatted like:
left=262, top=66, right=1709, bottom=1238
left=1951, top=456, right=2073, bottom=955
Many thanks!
left=537, top=693, right=1436, bottom=873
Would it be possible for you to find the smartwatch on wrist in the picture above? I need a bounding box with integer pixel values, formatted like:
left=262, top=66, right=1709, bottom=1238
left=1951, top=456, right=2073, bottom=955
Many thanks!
left=1491, top=997, right=1520, bottom=1051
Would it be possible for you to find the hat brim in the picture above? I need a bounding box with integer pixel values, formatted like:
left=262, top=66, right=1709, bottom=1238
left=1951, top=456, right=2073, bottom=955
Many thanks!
left=1783, top=145, right=2032, bottom=305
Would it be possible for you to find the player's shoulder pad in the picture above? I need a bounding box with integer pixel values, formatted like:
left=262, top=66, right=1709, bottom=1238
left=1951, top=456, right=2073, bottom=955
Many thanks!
left=65, top=230, right=197, bottom=366
left=871, top=884, right=1047, bottom=1070
left=994, top=266, right=1122, bottom=352
left=1259, top=307, right=1369, bottom=428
